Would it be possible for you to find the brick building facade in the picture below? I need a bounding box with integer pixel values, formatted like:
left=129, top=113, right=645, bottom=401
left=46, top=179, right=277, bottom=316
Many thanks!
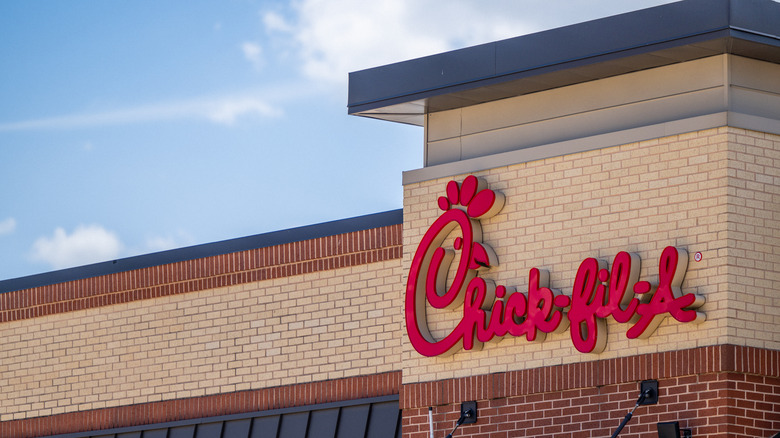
left=2, top=1, right=779, bottom=437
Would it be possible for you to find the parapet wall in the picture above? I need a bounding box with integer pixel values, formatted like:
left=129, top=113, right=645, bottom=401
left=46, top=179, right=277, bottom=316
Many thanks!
left=402, top=126, right=780, bottom=384
left=0, top=224, right=404, bottom=424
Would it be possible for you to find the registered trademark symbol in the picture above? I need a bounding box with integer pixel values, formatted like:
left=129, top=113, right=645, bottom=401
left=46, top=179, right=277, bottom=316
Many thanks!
left=694, top=252, right=703, bottom=262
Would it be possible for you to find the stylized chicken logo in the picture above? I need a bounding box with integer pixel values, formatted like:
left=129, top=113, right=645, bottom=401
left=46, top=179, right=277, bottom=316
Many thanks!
left=405, top=175, right=505, bottom=356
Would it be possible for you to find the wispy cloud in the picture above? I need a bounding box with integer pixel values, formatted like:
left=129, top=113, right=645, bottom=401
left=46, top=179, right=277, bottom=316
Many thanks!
left=241, top=41, right=264, bottom=70
left=264, top=0, right=537, bottom=84
left=0, top=217, right=16, bottom=236
left=30, top=224, right=122, bottom=269
left=207, top=97, right=279, bottom=125
left=0, top=94, right=282, bottom=132
left=263, top=11, right=293, bottom=33
left=265, top=0, right=676, bottom=84
left=143, top=230, right=195, bottom=253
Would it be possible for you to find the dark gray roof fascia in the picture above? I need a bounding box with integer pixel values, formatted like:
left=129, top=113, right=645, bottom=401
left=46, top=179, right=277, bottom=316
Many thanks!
left=347, top=0, right=780, bottom=122
left=0, top=209, right=402, bottom=294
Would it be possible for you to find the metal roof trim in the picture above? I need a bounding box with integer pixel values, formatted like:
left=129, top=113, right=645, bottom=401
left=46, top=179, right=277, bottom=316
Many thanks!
left=0, top=209, right=403, bottom=293
left=347, top=0, right=780, bottom=119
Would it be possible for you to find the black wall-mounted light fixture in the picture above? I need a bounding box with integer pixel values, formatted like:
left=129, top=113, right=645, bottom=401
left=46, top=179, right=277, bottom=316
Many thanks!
left=640, top=380, right=659, bottom=405
left=610, top=380, right=658, bottom=438
left=445, top=401, right=477, bottom=438
left=459, top=401, right=477, bottom=425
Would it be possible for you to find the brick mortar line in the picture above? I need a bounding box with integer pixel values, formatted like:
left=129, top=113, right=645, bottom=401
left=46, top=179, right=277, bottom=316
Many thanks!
left=400, top=344, right=779, bottom=409
left=0, top=371, right=402, bottom=438
left=0, top=244, right=402, bottom=323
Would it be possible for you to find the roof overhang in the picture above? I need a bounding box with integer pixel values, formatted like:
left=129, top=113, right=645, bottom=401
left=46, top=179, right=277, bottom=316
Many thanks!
left=347, top=0, right=780, bottom=126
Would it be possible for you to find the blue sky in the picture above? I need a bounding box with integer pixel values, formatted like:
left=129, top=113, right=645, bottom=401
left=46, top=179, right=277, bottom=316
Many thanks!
left=0, top=0, right=675, bottom=280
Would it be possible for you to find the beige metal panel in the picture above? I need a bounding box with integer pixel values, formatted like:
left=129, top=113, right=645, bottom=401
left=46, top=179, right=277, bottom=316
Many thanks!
left=459, top=86, right=725, bottom=160
left=418, top=54, right=780, bottom=178
left=729, top=55, right=780, bottom=96
left=729, top=56, right=780, bottom=121
left=458, top=55, right=727, bottom=137
left=730, top=87, right=780, bottom=120
left=404, top=113, right=729, bottom=185
left=426, top=137, right=462, bottom=167
left=729, top=112, right=780, bottom=135
left=427, top=109, right=461, bottom=142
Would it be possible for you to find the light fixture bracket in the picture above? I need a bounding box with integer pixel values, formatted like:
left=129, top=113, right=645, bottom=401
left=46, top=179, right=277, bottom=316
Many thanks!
left=640, top=380, right=659, bottom=405
left=460, top=401, right=477, bottom=424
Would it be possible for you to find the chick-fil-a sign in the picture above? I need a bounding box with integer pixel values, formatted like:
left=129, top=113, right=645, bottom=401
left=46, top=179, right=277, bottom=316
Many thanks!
left=406, top=175, right=706, bottom=356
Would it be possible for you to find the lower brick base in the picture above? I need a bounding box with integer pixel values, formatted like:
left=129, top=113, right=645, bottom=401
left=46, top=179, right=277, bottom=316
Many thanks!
left=404, top=372, right=779, bottom=438
left=401, top=345, right=780, bottom=438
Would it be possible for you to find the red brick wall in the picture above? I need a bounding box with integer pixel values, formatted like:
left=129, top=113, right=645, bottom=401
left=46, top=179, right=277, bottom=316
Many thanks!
left=402, top=345, right=780, bottom=438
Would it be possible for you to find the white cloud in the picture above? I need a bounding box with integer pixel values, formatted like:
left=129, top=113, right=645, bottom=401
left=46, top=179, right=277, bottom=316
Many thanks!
left=263, top=11, right=293, bottom=33
left=30, top=224, right=122, bottom=269
left=144, top=230, right=195, bottom=253
left=241, top=41, right=264, bottom=70
left=0, top=217, right=16, bottom=235
left=145, top=236, right=180, bottom=253
left=0, top=94, right=282, bottom=132
left=264, top=0, right=535, bottom=83
left=266, top=0, right=676, bottom=84
left=207, top=97, right=281, bottom=124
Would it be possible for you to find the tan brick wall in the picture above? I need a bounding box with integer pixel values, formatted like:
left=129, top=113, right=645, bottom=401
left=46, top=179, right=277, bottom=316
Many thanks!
left=402, top=127, right=780, bottom=383
left=0, top=259, right=403, bottom=422
left=725, top=129, right=780, bottom=350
